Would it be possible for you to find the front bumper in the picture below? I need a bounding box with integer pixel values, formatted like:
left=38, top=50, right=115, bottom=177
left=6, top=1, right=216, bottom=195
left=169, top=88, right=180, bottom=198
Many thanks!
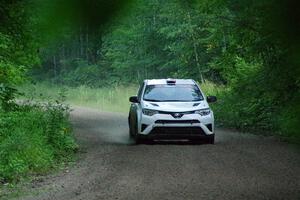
left=138, top=113, right=214, bottom=139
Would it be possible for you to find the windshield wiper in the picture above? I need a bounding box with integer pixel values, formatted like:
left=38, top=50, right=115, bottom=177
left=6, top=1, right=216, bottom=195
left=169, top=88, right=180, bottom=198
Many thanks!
left=143, top=99, right=164, bottom=102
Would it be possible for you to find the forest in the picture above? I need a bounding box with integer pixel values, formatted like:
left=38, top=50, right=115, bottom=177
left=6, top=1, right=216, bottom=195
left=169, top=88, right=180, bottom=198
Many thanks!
left=0, top=0, right=300, bottom=184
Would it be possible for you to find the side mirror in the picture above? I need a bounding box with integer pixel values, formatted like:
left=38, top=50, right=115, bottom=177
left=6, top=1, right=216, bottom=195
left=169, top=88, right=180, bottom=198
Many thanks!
left=129, top=96, right=139, bottom=103
left=207, top=96, right=217, bottom=103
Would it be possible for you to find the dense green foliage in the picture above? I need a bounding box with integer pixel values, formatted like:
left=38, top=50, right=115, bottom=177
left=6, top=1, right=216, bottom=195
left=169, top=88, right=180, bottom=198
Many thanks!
left=0, top=0, right=39, bottom=85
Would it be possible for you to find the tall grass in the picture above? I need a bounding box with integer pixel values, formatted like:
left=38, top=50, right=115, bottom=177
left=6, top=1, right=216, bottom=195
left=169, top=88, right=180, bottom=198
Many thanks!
left=199, top=81, right=226, bottom=97
left=19, top=83, right=138, bottom=113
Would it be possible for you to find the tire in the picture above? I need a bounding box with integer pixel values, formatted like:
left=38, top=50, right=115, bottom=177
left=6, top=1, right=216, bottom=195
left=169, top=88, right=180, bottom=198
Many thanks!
left=135, top=135, right=143, bottom=144
left=129, top=123, right=134, bottom=139
left=206, top=135, right=215, bottom=144
left=132, top=118, right=142, bottom=144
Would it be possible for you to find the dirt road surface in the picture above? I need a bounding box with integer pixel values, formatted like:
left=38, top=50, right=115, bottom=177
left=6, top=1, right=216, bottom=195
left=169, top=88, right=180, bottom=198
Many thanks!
left=18, top=106, right=300, bottom=200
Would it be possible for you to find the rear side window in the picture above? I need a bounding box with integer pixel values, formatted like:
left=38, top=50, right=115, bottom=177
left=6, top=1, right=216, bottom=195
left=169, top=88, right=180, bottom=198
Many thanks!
left=143, top=84, right=203, bottom=102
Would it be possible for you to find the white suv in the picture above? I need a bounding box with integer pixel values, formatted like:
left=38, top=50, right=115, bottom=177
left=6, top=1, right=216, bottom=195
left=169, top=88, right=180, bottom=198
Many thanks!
left=128, top=79, right=217, bottom=144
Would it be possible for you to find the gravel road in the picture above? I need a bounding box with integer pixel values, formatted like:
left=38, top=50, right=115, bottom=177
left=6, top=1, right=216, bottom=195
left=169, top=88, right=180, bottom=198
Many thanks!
left=18, top=106, right=300, bottom=200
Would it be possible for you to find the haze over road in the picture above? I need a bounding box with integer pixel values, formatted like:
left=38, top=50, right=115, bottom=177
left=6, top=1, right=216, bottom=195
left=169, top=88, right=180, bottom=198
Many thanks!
left=20, top=106, right=300, bottom=200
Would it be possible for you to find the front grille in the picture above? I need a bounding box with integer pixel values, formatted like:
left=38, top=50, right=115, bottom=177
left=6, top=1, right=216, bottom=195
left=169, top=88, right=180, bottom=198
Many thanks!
left=158, top=111, right=195, bottom=115
left=157, top=110, right=195, bottom=119
left=155, top=120, right=200, bottom=124
left=150, top=127, right=206, bottom=135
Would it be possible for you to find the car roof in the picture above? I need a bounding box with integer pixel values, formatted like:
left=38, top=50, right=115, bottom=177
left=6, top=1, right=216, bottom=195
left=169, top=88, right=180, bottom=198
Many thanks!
left=145, top=79, right=196, bottom=85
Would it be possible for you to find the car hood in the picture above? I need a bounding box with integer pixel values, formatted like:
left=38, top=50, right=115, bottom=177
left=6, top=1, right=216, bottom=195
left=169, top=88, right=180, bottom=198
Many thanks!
left=142, top=100, right=209, bottom=112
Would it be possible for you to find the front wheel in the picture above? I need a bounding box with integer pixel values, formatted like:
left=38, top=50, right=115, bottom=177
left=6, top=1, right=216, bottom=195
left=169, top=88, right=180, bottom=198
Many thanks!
left=206, top=135, right=215, bottom=144
left=130, top=117, right=142, bottom=144
left=134, top=135, right=143, bottom=144
left=129, top=125, right=134, bottom=139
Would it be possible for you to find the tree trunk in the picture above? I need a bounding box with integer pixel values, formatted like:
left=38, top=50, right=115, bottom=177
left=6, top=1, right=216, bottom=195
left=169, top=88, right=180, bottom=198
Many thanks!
left=187, top=12, right=205, bottom=83
left=53, top=55, right=57, bottom=84
left=137, top=70, right=140, bottom=83
left=86, top=25, right=89, bottom=62
left=62, top=43, right=66, bottom=60
left=223, top=30, right=227, bottom=52
left=80, top=26, right=83, bottom=57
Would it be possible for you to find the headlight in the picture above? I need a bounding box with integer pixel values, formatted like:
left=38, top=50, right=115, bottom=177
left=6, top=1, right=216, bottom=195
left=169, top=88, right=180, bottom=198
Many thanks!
left=194, top=108, right=211, bottom=116
left=142, top=109, right=159, bottom=116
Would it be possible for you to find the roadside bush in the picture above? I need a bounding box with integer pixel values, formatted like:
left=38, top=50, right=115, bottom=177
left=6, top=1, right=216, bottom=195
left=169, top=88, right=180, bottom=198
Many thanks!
left=0, top=101, right=77, bottom=183
left=0, top=84, right=20, bottom=112
left=209, top=58, right=300, bottom=143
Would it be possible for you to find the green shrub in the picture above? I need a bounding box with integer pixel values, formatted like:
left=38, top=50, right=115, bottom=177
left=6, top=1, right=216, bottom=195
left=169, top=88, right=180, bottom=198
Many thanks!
left=277, top=94, right=300, bottom=143
left=208, top=58, right=300, bottom=143
left=0, top=84, right=20, bottom=112
left=0, top=101, right=77, bottom=183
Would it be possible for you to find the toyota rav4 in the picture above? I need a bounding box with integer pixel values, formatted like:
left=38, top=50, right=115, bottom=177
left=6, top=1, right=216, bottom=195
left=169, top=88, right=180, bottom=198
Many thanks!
left=128, top=79, right=217, bottom=144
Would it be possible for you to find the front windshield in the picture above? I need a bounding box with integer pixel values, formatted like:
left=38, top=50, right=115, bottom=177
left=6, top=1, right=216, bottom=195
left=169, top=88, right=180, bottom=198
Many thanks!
left=143, top=84, right=203, bottom=102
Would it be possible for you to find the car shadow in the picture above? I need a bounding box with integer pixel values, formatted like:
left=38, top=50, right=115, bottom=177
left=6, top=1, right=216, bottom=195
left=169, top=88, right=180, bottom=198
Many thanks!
left=138, top=140, right=211, bottom=145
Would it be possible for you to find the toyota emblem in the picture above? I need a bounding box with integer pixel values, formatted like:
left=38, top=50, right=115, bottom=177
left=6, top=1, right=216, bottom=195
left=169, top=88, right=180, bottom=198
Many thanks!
left=172, top=113, right=183, bottom=118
